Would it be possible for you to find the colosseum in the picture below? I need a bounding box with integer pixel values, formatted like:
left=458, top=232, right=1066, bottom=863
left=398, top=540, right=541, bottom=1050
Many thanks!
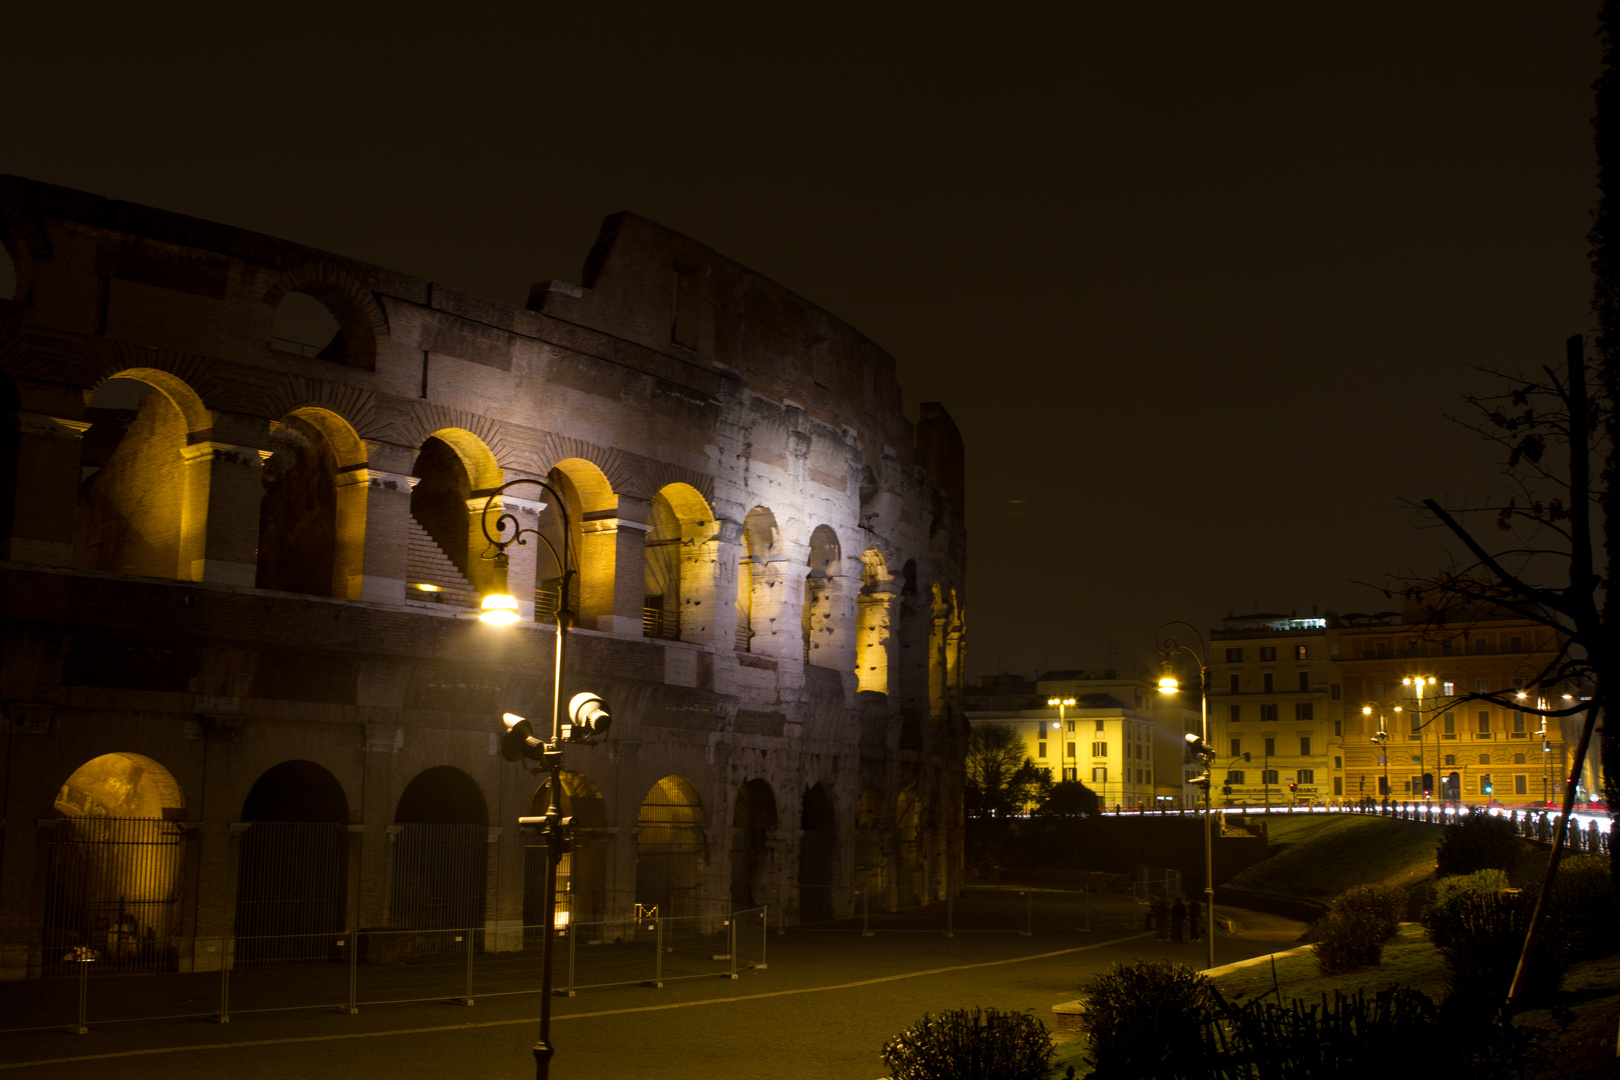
left=0, top=173, right=967, bottom=978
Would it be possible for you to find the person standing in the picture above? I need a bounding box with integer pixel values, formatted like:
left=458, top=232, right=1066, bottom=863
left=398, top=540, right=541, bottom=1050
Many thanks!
left=1170, top=897, right=1187, bottom=943
left=1187, top=897, right=1202, bottom=942
left=1154, top=897, right=1170, bottom=939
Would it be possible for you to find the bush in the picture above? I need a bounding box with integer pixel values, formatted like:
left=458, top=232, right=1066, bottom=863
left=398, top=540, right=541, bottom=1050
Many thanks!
left=1542, top=854, right=1620, bottom=963
left=1436, top=809, right=1524, bottom=878
left=879, top=1007, right=1053, bottom=1080
left=1432, top=868, right=1511, bottom=907
left=1423, top=884, right=1563, bottom=1008
left=1313, top=883, right=1406, bottom=975
left=1078, top=961, right=1214, bottom=1079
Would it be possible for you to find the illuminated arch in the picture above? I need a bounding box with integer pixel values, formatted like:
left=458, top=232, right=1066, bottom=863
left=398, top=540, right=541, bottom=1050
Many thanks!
left=56, top=752, right=184, bottom=819
left=855, top=548, right=893, bottom=694
left=533, top=458, right=619, bottom=627
left=636, top=775, right=706, bottom=917
left=410, top=428, right=504, bottom=602
left=735, top=506, right=779, bottom=652
left=645, top=482, right=714, bottom=641
left=527, top=771, right=609, bottom=927
left=803, top=524, right=841, bottom=663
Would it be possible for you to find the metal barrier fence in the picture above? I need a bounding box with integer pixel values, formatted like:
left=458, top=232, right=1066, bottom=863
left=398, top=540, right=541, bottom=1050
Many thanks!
left=1344, top=800, right=1614, bottom=856
left=0, top=910, right=770, bottom=1037
left=800, top=879, right=1147, bottom=938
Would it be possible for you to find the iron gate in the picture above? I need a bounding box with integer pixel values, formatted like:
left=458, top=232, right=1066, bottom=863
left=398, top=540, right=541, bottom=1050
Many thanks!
left=44, top=817, right=185, bottom=974
left=235, top=821, right=346, bottom=964
left=390, top=823, right=486, bottom=953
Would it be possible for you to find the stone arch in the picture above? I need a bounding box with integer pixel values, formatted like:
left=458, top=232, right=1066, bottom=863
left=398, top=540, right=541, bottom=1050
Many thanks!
left=73, top=374, right=200, bottom=579
left=410, top=428, right=504, bottom=604
left=254, top=406, right=368, bottom=598
left=526, top=771, right=609, bottom=928
left=636, top=775, right=705, bottom=917
left=262, top=264, right=389, bottom=371
left=391, top=767, right=489, bottom=943
left=853, top=785, right=884, bottom=909
left=534, top=458, right=619, bottom=627
left=730, top=778, right=778, bottom=910
left=803, top=524, right=841, bottom=665
left=895, top=783, right=922, bottom=907
left=236, top=761, right=349, bottom=962
left=797, top=782, right=837, bottom=922
left=48, top=753, right=187, bottom=972
left=855, top=548, right=894, bottom=694
left=735, top=506, right=780, bottom=652
left=645, top=482, right=713, bottom=641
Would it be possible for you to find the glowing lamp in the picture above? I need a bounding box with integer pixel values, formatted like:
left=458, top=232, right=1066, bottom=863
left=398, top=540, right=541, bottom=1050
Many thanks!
left=480, top=591, right=520, bottom=626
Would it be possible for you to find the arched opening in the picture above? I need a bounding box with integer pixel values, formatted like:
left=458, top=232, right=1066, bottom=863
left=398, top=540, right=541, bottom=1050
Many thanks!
left=74, top=377, right=185, bottom=578
left=525, top=772, right=608, bottom=933
left=256, top=415, right=339, bottom=595
left=797, top=783, right=837, bottom=923
left=533, top=459, right=616, bottom=626
left=895, top=784, right=921, bottom=908
left=736, top=507, right=778, bottom=652
left=636, top=776, right=705, bottom=918
left=856, top=549, right=892, bottom=694
left=46, top=754, right=186, bottom=973
left=853, top=785, right=884, bottom=910
left=409, top=435, right=478, bottom=606
left=730, top=779, right=777, bottom=910
left=803, top=525, right=840, bottom=664
left=236, top=761, right=349, bottom=964
left=644, top=483, right=712, bottom=641
left=270, top=291, right=344, bottom=360
left=391, top=767, right=488, bottom=949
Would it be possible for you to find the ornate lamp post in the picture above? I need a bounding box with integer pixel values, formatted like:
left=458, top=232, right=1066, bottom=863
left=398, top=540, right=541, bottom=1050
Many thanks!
left=1361, top=702, right=1402, bottom=808
left=1156, top=621, right=1215, bottom=972
left=477, top=478, right=611, bottom=1080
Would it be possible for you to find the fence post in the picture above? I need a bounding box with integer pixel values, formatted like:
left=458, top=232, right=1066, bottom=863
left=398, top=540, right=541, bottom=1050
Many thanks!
left=562, top=918, right=577, bottom=997
left=729, top=915, right=738, bottom=979
left=758, top=906, right=768, bottom=970
left=1079, top=883, right=1090, bottom=933
left=653, top=915, right=664, bottom=989
left=462, top=929, right=474, bottom=1006
left=217, top=959, right=229, bottom=1026
left=347, top=930, right=358, bottom=1014
left=860, top=888, right=873, bottom=937
left=945, top=891, right=954, bottom=938
left=1020, top=889, right=1033, bottom=936
left=75, top=955, right=90, bottom=1034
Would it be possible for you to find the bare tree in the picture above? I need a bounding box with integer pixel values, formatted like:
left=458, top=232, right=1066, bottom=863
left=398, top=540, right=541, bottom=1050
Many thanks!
left=966, top=723, right=1046, bottom=814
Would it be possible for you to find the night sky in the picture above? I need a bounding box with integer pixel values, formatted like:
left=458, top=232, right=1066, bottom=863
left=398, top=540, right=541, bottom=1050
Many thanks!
left=6, top=2, right=1602, bottom=679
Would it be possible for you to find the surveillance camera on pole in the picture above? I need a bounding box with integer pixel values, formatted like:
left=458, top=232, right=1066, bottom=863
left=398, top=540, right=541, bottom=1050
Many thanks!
left=564, top=692, right=611, bottom=743
left=1183, top=732, right=1216, bottom=763
left=500, top=712, right=550, bottom=763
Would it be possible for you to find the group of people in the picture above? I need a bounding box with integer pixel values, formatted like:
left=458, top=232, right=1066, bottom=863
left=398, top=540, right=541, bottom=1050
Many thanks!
left=1146, top=895, right=1202, bottom=943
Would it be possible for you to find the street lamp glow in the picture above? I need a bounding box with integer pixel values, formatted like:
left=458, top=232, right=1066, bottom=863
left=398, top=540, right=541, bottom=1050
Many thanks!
left=480, top=591, right=520, bottom=625
left=1157, top=661, right=1180, bottom=694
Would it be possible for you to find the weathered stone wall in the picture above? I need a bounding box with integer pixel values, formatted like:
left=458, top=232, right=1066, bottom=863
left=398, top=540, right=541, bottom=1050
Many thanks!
left=0, top=175, right=967, bottom=978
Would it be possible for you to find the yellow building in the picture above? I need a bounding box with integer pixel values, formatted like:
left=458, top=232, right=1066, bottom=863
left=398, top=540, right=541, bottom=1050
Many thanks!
left=1206, top=614, right=1345, bottom=808
left=1336, top=602, right=1575, bottom=807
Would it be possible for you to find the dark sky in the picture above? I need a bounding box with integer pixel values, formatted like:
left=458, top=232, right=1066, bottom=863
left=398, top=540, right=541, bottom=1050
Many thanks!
left=6, top=2, right=1603, bottom=679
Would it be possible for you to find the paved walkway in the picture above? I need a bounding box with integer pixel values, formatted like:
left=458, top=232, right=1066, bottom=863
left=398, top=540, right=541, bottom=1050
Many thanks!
left=0, top=903, right=1307, bottom=1079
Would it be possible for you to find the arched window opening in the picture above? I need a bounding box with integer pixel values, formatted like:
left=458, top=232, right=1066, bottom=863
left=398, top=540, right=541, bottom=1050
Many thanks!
left=798, top=783, right=837, bottom=922
left=535, top=459, right=616, bottom=627
left=408, top=435, right=478, bottom=607
left=257, top=415, right=339, bottom=596
left=525, top=772, right=608, bottom=932
left=855, top=549, right=892, bottom=694
left=736, top=507, right=778, bottom=652
left=644, top=483, right=714, bottom=642
left=74, top=378, right=185, bottom=578
left=644, top=492, right=683, bottom=640
left=803, top=525, right=840, bottom=664
left=270, top=291, right=343, bottom=360
left=636, top=776, right=705, bottom=917
left=392, top=767, right=489, bottom=951
left=730, top=779, right=778, bottom=910
left=236, top=760, right=349, bottom=964
left=47, top=754, right=186, bottom=973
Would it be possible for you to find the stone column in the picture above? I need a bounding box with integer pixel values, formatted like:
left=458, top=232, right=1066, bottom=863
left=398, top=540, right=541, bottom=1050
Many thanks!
left=178, top=442, right=264, bottom=586
left=332, top=467, right=413, bottom=602
left=578, top=508, right=649, bottom=636
left=8, top=412, right=88, bottom=566
left=856, top=590, right=898, bottom=697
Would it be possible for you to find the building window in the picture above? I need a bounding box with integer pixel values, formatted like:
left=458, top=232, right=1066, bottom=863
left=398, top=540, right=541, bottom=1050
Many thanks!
left=1443, top=714, right=1455, bottom=738
left=1230, top=738, right=1242, bottom=757
left=1229, top=674, right=1241, bottom=694
left=1295, top=703, right=1314, bottom=721
left=1297, top=768, right=1315, bottom=784
left=1262, top=769, right=1279, bottom=784
left=1259, top=646, right=1277, bottom=661
left=1375, top=682, right=1387, bottom=699
left=1228, top=770, right=1246, bottom=784
left=1263, top=737, right=1276, bottom=757
left=1333, top=756, right=1342, bottom=769
left=1513, top=753, right=1525, bottom=765
left=1374, top=642, right=1388, bottom=658
left=1411, top=713, right=1421, bottom=735
left=1477, top=712, right=1491, bottom=736
left=1091, top=741, right=1108, bottom=757
left=1297, top=671, right=1310, bottom=692
left=1478, top=753, right=1490, bottom=765
left=1444, top=754, right=1456, bottom=766
left=1333, top=720, right=1342, bottom=737
left=1299, top=736, right=1312, bottom=756
left=1294, top=645, right=1308, bottom=660
left=1037, top=741, right=1047, bottom=758
left=1066, top=721, right=1075, bottom=733
left=1263, top=673, right=1275, bottom=693
left=1260, top=704, right=1278, bottom=723
left=1514, top=775, right=1527, bottom=795
left=1062, top=767, right=1077, bottom=781
left=1066, top=742, right=1076, bottom=757
left=1226, top=647, right=1243, bottom=662
left=1476, top=679, right=1489, bottom=693
left=1410, top=755, right=1422, bottom=766
left=1475, top=638, right=1490, bottom=654
left=1331, top=684, right=1341, bottom=700
left=1229, top=704, right=1241, bottom=723
left=1095, top=717, right=1105, bottom=731
left=1509, top=635, right=1523, bottom=652
left=1091, top=767, right=1106, bottom=783
left=1334, top=777, right=1343, bottom=796
left=1512, top=713, right=1525, bottom=736
left=1442, top=681, right=1456, bottom=696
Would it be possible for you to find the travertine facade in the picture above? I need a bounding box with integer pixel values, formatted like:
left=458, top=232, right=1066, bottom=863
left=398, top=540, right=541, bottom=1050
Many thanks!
left=0, top=175, right=967, bottom=977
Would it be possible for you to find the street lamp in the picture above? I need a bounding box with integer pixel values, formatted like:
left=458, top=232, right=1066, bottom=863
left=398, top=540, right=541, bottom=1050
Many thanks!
left=1361, top=703, right=1402, bottom=808
left=1156, top=621, right=1215, bottom=972
left=477, top=477, right=611, bottom=1080
left=1402, top=676, right=1436, bottom=804
left=1047, top=696, right=1077, bottom=787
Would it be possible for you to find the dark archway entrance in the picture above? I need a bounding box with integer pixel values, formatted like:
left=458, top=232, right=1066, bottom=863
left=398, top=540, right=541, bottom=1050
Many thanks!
left=730, top=779, right=777, bottom=910
left=524, top=771, right=607, bottom=936
left=636, top=777, right=705, bottom=917
left=236, top=760, right=348, bottom=964
left=391, top=767, right=487, bottom=952
left=797, top=783, right=836, bottom=922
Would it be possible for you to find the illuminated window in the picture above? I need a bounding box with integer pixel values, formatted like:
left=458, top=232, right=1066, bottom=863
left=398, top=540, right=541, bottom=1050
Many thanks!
left=1442, top=681, right=1456, bottom=696
left=1294, top=645, right=1308, bottom=660
left=1476, top=679, right=1489, bottom=693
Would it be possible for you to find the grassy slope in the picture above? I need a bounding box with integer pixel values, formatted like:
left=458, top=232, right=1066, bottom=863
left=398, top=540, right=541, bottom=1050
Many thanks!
left=1221, top=814, right=1440, bottom=898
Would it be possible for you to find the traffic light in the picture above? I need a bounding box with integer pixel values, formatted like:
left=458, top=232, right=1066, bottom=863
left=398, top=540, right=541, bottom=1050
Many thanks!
left=1222, top=784, right=1233, bottom=797
left=1242, top=752, right=1251, bottom=762
left=1483, top=780, right=1494, bottom=796
left=1288, top=782, right=1296, bottom=794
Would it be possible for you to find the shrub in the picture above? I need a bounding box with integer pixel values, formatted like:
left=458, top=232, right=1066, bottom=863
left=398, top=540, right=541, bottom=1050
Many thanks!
left=1423, top=885, right=1563, bottom=1008
left=1436, top=808, right=1524, bottom=878
left=1312, top=882, right=1406, bottom=975
left=1542, top=853, right=1620, bottom=963
left=1078, top=961, right=1214, bottom=1079
left=1432, top=867, right=1511, bottom=907
left=879, top=1007, right=1053, bottom=1080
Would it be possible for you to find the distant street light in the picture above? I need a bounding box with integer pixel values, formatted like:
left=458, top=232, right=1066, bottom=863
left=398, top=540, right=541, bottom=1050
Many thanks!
left=1361, top=702, right=1402, bottom=807
left=1156, top=621, right=1215, bottom=972
left=1047, top=696, right=1077, bottom=788
left=1402, top=676, right=1436, bottom=803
